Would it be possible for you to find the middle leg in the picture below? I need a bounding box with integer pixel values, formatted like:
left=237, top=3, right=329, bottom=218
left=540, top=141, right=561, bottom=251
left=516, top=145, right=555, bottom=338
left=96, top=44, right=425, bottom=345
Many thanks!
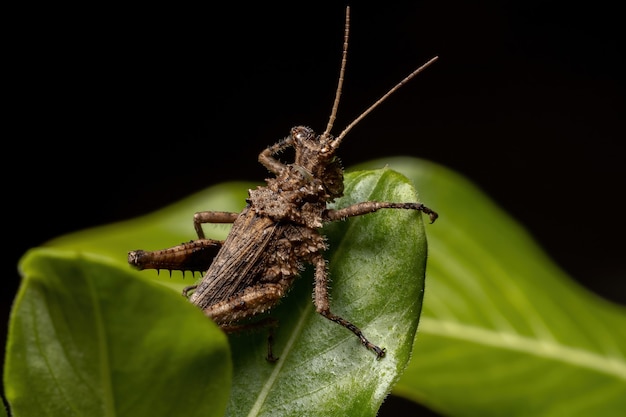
left=312, top=254, right=386, bottom=359
left=324, top=201, right=438, bottom=224
left=194, top=211, right=240, bottom=239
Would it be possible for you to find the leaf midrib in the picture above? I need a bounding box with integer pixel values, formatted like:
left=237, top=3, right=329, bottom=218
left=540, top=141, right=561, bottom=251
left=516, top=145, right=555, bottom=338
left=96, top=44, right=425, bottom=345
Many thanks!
left=245, top=302, right=313, bottom=417
left=419, top=317, right=626, bottom=380
left=242, top=207, right=361, bottom=416
left=84, top=268, right=116, bottom=417
left=242, top=169, right=417, bottom=416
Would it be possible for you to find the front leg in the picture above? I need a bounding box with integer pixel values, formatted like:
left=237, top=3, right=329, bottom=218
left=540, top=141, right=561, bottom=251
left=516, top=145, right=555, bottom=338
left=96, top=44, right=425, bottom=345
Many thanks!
left=324, top=201, right=438, bottom=224
left=258, top=136, right=294, bottom=174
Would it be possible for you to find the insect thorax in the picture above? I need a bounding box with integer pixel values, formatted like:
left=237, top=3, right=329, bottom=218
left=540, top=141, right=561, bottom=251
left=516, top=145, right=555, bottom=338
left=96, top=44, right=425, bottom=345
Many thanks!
left=248, top=162, right=338, bottom=229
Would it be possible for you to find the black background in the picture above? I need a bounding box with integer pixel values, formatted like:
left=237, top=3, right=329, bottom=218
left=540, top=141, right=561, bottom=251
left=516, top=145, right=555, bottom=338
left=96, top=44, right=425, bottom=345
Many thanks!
left=5, top=2, right=624, bottom=415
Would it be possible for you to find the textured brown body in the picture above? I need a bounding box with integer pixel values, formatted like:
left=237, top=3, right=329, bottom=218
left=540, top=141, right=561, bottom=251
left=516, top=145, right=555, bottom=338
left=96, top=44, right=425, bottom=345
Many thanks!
left=188, top=209, right=322, bottom=324
left=128, top=7, right=438, bottom=360
left=190, top=157, right=342, bottom=319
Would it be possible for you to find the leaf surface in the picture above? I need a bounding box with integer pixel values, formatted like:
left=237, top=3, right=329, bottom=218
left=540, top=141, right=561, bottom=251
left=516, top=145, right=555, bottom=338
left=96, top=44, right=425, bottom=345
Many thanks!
left=6, top=168, right=429, bottom=417
left=357, top=157, right=626, bottom=417
left=5, top=250, right=231, bottom=417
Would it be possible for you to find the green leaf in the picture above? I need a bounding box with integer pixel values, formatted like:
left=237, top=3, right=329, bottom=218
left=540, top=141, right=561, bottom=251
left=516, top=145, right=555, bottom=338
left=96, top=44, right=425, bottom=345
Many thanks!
left=6, top=168, right=429, bottom=417
left=15, top=156, right=619, bottom=416
left=356, top=157, right=626, bottom=417
left=224, top=168, right=427, bottom=417
left=5, top=249, right=231, bottom=417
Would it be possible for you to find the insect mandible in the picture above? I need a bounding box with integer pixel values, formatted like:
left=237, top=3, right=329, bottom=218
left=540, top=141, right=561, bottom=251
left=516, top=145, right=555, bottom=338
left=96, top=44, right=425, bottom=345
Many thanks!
left=128, top=6, right=438, bottom=360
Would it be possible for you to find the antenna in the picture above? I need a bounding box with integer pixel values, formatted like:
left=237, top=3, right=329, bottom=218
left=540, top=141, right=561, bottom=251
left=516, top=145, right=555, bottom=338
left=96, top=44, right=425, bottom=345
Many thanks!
left=335, top=55, right=438, bottom=146
left=322, top=6, right=350, bottom=140
left=322, top=7, right=439, bottom=147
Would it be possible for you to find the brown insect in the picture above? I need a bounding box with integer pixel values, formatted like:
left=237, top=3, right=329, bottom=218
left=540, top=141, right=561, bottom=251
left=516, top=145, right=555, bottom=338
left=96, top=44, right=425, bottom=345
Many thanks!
left=128, top=6, right=438, bottom=360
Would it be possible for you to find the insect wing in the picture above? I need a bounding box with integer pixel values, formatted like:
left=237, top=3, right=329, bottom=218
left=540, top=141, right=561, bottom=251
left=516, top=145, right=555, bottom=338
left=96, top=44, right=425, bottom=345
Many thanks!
left=191, top=208, right=278, bottom=308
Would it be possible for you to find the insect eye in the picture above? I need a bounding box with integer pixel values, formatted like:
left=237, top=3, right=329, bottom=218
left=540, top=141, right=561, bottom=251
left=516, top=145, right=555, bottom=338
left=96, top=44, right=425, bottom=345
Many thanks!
left=292, top=126, right=314, bottom=141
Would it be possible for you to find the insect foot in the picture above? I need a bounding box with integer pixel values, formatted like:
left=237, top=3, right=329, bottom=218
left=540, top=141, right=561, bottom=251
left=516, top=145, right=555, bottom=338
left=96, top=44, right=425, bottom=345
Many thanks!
left=128, top=5, right=438, bottom=361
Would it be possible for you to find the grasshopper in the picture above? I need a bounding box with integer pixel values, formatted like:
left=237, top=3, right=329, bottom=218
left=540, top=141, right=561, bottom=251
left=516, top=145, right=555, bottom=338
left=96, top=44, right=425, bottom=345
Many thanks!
left=128, top=6, right=438, bottom=360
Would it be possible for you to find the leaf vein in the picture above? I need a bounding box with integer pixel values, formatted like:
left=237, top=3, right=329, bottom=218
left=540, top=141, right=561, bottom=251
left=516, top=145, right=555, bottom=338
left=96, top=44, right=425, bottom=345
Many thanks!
left=246, top=302, right=312, bottom=417
left=419, top=317, right=626, bottom=380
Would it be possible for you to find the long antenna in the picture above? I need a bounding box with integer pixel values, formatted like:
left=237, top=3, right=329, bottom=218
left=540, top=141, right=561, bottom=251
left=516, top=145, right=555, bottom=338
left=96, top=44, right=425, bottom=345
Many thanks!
left=323, top=6, right=438, bottom=146
left=322, top=6, right=350, bottom=140
left=334, top=55, right=438, bottom=147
